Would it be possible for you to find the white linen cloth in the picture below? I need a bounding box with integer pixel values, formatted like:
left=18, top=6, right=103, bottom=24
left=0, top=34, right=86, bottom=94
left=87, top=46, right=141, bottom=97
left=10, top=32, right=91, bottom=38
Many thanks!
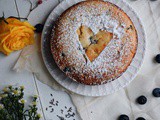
left=13, top=0, right=160, bottom=120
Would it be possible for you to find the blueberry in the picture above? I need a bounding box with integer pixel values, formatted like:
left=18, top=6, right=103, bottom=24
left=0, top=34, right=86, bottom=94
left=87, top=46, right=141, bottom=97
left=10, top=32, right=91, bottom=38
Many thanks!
left=127, top=25, right=133, bottom=30
left=61, top=52, right=65, bottom=57
left=63, top=67, right=71, bottom=73
left=155, top=54, right=160, bottom=63
left=136, top=95, right=147, bottom=105
left=35, top=24, right=44, bottom=33
left=89, top=37, right=98, bottom=44
left=118, top=114, right=129, bottom=120
left=152, top=88, right=160, bottom=97
left=77, top=47, right=81, bottom=51
left=136, top=117, right=146, bottom=120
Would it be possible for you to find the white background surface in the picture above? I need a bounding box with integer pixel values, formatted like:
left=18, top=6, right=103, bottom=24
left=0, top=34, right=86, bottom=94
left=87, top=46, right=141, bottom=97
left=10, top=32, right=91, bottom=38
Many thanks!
left=1, top=0, right=160, bottom=120
left=0, top=0, right=80, bottom=120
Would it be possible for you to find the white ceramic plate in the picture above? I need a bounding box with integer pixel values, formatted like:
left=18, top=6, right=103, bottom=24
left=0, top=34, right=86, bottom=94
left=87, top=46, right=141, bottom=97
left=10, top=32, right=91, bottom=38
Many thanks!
left=41, top=0, right=146, bottom=96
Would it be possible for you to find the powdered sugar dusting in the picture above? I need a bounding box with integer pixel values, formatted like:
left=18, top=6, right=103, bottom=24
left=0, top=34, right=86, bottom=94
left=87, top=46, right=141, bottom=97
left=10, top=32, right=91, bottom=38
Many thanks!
left=51, top=1, right=137, bottom=85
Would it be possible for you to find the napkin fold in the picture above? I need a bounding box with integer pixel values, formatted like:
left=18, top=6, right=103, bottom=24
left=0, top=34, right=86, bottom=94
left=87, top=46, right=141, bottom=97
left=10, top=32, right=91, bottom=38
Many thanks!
left=13, top=0, right=160, bottom=120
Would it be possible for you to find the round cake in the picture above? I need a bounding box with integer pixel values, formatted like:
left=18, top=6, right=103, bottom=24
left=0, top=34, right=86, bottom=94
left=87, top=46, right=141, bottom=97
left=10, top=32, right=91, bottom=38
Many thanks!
left=51, top=0, right=137, bottom=85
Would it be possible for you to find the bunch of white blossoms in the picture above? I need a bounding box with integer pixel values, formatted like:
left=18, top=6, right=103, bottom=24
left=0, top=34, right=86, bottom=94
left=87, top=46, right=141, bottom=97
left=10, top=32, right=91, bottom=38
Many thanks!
left=0, top=85, right=42, bottom=120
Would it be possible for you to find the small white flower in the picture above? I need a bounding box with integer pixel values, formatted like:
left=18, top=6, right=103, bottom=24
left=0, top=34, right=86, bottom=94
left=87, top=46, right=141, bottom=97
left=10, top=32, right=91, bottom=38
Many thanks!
left=13, top=90, right=21, bottom=96
left=33, top=95, right=38, bottom=98
left=2, top=87, right=9, bottom=92
left=1, top=94, right=8, bottom=98
left=20, top=86, right=25, bottom=90
left=36, top=113, right=42, bottom=118
left=32, top=101, right=37, bottom=106
left=0, top=104, right=4, bottom=109
left=18, top=99, right=27, bottom=104
left=8, top=85, right=12, bottom=89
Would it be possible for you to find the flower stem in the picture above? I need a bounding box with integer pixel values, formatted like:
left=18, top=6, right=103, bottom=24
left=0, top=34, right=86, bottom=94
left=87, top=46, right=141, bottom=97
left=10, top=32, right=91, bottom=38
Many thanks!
left=14, top=0, right=20, bottom=18
left=1, top=12, right=8, bottom=24
left=9, top=16, right=28, bottom=20
left=26, top=0, right=39, bottom=18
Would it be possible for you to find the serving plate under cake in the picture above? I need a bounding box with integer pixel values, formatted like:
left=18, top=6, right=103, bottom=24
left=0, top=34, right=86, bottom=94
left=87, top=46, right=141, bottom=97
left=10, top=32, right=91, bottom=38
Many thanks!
left=41, top=0, right=146, bottom=96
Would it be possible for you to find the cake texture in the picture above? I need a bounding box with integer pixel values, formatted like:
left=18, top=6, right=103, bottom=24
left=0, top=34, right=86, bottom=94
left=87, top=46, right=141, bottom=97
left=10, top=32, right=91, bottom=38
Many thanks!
left=51, top=0, right=138, bottom=85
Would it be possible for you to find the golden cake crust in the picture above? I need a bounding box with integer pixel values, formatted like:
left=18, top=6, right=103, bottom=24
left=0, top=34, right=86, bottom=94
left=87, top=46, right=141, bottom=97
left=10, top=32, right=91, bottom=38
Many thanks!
left=51, top=0, right=137, bottom=85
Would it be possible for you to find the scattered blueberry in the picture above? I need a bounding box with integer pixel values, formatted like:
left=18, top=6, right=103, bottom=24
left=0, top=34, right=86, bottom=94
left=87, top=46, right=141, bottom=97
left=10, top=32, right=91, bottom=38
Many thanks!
left=136, top=95, right=147, bottom=105
left=35, top=24, right=44, bottom=33
left=136, top=117, right=146, bottom=120
left=155, top=54, right=160, bottom=63
left=118, top=114, right=129, bottom=120
left=152, top=88, right=160, bottom=97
